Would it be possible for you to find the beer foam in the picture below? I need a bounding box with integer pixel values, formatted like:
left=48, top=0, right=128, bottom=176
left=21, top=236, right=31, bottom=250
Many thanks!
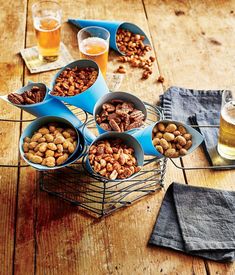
left=79, top=37, right=108, bottom=56
left=34, top=16, right=61, bottom=32
left=221, top=101, right=235, bottom=125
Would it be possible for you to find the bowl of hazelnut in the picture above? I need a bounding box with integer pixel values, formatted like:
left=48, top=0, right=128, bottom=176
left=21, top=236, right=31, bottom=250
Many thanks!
left=93, top=91, right=147, bottom=135
left=134, top=120, right=204, bottom=158
left=50, top=59, right=109, bottom=114
left=86, top=132, right=144, bottom=181
left=19, top=116, right=85, bottom=170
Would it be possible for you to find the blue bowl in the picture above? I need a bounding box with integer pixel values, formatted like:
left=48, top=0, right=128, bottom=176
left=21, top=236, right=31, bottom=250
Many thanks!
left=133, top=119, right=204, bottom=157
left=20, top=116, right=85, bottom=171
left=93, top=91, right=147, bottom=135
left=86, top=132, right=144, bottom=181
left=50, top=59, right=109, bottom=114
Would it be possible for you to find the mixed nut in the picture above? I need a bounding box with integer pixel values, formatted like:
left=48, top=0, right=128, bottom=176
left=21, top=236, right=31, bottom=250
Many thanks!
left=51, top=67, right=98, bottom=97
left=23, top=123, right=78, bottom=167
left=115, top=28, right=157, bottom=80
left=8, top=86, right=46, bottom=105
left=89, top=138, right=141, bottom=180
left=96, top=99, right=145, bottom=132
left=152, top=122, right=193, bottom=158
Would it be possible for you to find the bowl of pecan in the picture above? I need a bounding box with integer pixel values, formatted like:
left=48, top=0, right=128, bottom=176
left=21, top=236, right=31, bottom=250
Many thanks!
left=94, top=91, right=147, bottom=134
left=134, top=120, right=204, bottom=158
left=68, top=19, right=150, bottom=55
left=87, top=132, right=144, bottom=181
left=50, top=59, right=109, bottom=114
left=19, top=116, right=85, bottom=170
left=0, top=82, right=84, bottom=125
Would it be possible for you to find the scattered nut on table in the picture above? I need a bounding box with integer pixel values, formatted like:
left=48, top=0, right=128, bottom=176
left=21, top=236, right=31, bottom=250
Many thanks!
left=51, top=67, right=98, bottom=97
left=152, top=122, right=193, bottom=158
left=23, top=123, right=77, bottom=167
left=8, top=86, right=46, bottom=105
left=115, top=28, right=156, bottom=80
left=89, top=138, right=141, bottom=180
left=96, top=99, right=145, bottom=132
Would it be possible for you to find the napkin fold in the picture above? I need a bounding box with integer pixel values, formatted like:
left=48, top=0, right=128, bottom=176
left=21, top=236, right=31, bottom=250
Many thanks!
left=149, top=182, right=235, bottom=262
left=160, top=86, right=235, bottom=168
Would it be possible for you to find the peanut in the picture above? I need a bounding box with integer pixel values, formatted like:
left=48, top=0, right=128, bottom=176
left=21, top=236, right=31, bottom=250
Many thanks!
left=56, top=153, right=68, bottom=166
left=31, top=133, right=42, bottom=142
left=22, top=123, right=78, bottom=167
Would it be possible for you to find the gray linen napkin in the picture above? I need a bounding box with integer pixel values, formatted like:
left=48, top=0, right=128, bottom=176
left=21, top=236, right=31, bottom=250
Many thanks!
left=160, top=86, right=235, bottom=168
left=149, top=182, right=235, bottom=262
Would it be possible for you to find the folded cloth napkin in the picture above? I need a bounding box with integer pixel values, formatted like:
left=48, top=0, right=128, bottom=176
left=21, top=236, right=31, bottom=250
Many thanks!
left=160, top=86, right=235, bottom=168
left=149, top=182, right=235, bottom=262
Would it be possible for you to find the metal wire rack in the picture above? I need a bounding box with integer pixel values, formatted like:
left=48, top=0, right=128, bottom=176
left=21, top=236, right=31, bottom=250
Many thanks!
left=0, top=103, right=168, bottom=218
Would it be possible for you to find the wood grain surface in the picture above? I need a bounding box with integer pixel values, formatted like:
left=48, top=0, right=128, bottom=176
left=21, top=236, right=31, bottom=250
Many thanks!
left=0, top=0, right=234, bottom=274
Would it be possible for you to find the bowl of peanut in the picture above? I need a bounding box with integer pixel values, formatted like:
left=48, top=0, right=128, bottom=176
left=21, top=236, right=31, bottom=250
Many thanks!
left=19, top=116, right=85, bottom=170
left=86, top=132, right=144, bottom=181
left=134, top=120, right=204, bottom=158
left=50, top=59, right=109, bottom=114
left=94, top=91, right=147, bottom=134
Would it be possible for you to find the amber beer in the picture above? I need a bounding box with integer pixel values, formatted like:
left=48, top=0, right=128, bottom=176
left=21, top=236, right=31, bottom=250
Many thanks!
left=34, top=17, right=61, bottom=61
left=32, top=1, right=62, bottom=62
left=79, top=37, right=109, bottom=76
left=217, top=101, right=235, bottom=159
left=78, top=27, right=110, bottom=77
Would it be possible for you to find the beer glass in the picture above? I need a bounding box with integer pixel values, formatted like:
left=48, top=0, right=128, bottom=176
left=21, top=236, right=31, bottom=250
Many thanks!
left=77, top=26, right=110, bottom=77
left=217, top=90, right=235, bottom=159
left=32, top=1, right=62, bottom=62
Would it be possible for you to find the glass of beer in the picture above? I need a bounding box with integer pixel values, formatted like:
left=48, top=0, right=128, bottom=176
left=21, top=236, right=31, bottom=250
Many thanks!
left=217, top=90, right=235, bottom=159
left=32, top=1, right=62, bottom=62
left=77, top=26, right=110, bottom=77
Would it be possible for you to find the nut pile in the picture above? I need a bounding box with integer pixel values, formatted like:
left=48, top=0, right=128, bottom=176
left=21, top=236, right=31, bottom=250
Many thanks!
left=89, top=138, right=141, bottom=180
left=96, top=100, right=145, bottom=132
left=152, top=122, right=193, bottom=158
left=51, top=67, right=98, bottom=97
left=115, top=28, right=156, bottom=80
left=23, top=123, right=77, bottom=167
left=8, top=86, right=46, bottom=105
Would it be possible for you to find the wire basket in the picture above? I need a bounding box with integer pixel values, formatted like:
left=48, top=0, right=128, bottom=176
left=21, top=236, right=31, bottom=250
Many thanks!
left=39, top=103, right=166, bottom=218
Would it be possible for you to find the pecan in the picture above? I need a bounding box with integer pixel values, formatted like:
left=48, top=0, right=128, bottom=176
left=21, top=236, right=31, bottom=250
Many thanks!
left=107, top=113, right=121, bottom=123
left=129, top=110, right=144, bottom=119
left=102, top=103, right=116, bottom=112
left=8, top=93, right=22, bottom=105
left=126, top=121, right=143, bottom=130
left=100, top=123, right=111, bottom=131
left=109, top=119, right=121, bottom=132
left=122, top=102, right=134, bottom=112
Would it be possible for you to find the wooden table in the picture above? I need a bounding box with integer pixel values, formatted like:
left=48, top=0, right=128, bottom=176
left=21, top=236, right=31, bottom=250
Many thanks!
left=0, top=0, right=235, bottom=274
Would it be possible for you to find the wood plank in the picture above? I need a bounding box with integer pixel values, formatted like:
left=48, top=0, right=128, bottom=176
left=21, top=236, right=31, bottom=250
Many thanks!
left=0, top=1, right=27, bottom=274
left=17, top=0, right=189, bottom=274
left=144, top=0, right=235, bottom=273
